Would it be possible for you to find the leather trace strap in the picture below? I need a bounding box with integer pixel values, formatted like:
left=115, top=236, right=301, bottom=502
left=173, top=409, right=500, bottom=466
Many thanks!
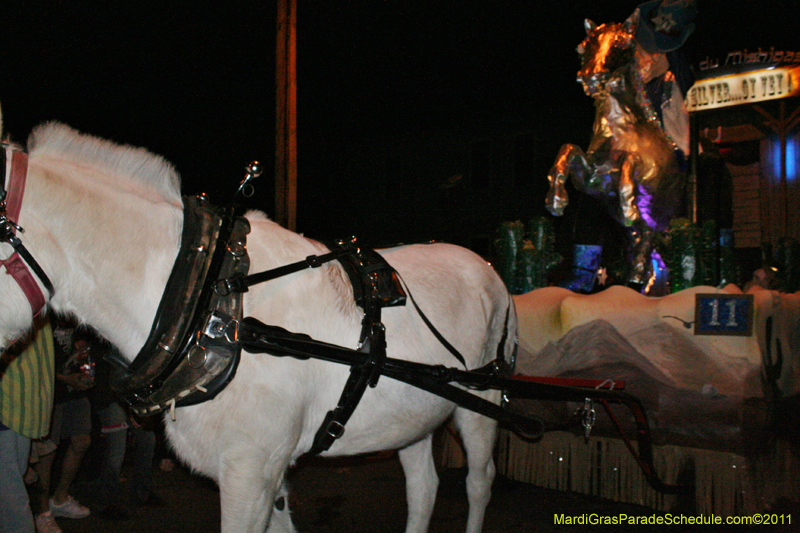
left=233, top=317, right=544, bottom=448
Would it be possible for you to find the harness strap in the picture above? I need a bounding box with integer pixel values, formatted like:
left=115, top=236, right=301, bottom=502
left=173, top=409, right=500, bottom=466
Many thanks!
left=309, top=248, right=394, bottom=454
left=235, top=316, right=544, bottom=440
left=398, top=272, right=467, bottom=368
left=215, top=246, right=355, bottom=295
left=223, top=241, right=470, bottom=453
left=1, top=250, right=49, bottom=315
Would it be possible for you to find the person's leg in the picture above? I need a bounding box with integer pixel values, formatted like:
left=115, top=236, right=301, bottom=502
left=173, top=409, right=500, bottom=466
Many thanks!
left=93, top=403, right=128, bottom=510
left=49, top=399, right=91, bottom=519
left=32, top=448, right=56, bottom=514
left=32, top=402, right=62, bottom=517
left=130, top=424, right=157, bottom=503
left=51, top=433, right=90, bottom=505
left=0, top=429, right=35, bottom=533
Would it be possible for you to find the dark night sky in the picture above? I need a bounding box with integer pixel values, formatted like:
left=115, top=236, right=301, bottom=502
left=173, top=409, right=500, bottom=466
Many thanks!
left=0, top=2, right=795, bottom=236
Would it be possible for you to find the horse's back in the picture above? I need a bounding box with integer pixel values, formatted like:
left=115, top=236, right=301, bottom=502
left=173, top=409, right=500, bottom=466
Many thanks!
left=379, top=242, right=512, bottom=365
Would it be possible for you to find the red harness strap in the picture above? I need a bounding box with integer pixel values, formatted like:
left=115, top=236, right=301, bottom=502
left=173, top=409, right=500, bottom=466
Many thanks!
left=1, top=148, right=48, bottom=317
left=511, top=374, right=625, bottom=390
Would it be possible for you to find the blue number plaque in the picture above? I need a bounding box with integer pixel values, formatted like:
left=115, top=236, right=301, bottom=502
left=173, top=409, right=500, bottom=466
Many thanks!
left=694, top=294, right=754, bottom=336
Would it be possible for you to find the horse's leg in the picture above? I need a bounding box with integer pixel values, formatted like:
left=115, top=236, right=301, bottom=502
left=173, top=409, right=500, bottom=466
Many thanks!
left=266, top=481, right=295, bottom=533
left=452, top=391, right=501, bottom=533
left=545, top=143, right=591, bottom=216
left=397, top=434, right=438, bottom=533
left=626, top=220, right=655, bottom=287
left=617, top=154, right=654, bottom=286
left=218, top=450, right=295, bottom=533
left=618, top=153, right=641, bottom=227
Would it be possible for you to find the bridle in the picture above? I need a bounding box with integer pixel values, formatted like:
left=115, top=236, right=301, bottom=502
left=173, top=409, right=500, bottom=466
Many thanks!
left=0, top=144, right=55, bottom=319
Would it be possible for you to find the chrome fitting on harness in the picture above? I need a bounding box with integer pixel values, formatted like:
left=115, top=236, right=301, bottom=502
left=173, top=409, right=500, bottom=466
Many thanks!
left=203, top=311, right=240, bottom=344
left=579, top=398, right=596, bottom=440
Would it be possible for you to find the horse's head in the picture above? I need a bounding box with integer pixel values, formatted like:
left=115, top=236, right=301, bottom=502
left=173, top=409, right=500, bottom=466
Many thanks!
left=576, top=15, right=637, bottom=97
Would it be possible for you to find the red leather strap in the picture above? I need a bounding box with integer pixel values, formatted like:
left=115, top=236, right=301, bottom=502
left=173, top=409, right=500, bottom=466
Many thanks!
left=1, top=148, right=48, bottom=317
left=2, top=252, right=47, bottom=315
left=511, top=374, right=626, bottom=390
left=5, top=151, right=27, bottom=222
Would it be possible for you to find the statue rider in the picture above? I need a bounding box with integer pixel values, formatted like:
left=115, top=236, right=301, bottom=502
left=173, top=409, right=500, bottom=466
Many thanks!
left=561, top=0, right=697, bottom=293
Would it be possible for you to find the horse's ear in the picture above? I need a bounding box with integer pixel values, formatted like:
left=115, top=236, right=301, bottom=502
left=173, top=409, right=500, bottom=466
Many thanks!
left=624, top=8, right=639, bottom=35
left=584, top=19, right=596, bottom=35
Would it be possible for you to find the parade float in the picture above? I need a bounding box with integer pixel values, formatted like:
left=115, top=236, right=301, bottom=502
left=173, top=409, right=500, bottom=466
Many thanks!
left=439, top=1, right=800, bottom=516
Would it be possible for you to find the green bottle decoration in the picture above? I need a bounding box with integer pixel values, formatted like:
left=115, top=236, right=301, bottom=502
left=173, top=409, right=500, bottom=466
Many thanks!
left=717, top=229, right=740, bottom=288
left=494, top=221, right=524, bottom=291
left=518, top=217, right=562, bottom=292
left=494, top=218, right=561, bottom=294
left=656, top=218, right=702, bottom=293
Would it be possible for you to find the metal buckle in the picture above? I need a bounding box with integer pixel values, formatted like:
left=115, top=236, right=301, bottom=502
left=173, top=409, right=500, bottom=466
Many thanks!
left=0, top=212, right=24, bottom=242
left=325, top=420, right=345, bottom=440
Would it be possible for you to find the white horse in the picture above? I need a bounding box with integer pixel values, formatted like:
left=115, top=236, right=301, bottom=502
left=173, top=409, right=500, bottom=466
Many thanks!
left=0, top=115, right=516, bottom=533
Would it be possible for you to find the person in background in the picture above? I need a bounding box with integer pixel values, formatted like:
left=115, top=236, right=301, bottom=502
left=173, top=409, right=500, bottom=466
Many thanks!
left=31, top=318, right=94, bottom=529
left=0, top=319, right=57, bottom=533
left=90, top=342, right=162, bottom=520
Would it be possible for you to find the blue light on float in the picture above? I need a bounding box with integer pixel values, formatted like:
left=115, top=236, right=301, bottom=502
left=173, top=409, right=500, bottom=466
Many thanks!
left=787, top=136, right=797, bottom=183
left=772, top=135, right=798, bottom=183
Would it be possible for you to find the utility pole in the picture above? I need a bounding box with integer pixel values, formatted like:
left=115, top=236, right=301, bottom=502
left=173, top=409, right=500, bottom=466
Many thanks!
left=275, top=0, right=297, bottom=231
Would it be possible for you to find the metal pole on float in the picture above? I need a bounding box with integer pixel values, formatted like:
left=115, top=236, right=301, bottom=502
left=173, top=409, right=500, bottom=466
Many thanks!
left=275, top=0, right=298, bottom=231
left=688, top=113, right=698, bottom=224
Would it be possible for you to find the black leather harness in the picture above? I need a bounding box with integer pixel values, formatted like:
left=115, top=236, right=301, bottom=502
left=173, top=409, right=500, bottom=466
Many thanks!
left=104, top=194, right=689, bottom=495
left=1, top=143, right=691, bottom=495
left=107, top=196, right=419, bottom=453
left=108, top=194, right=522, bottom=452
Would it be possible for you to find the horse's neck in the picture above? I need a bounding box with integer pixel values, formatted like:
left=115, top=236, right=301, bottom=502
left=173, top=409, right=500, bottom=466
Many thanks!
left=244, top=217, right=360, bottom=342
left=616, top=67, right=659, bottom=124
left=22, top=155, right=183, bottom=357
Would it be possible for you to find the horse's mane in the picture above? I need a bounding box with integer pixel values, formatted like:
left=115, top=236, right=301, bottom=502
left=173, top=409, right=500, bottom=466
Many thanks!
left=27, top=122, right=182, bottom=202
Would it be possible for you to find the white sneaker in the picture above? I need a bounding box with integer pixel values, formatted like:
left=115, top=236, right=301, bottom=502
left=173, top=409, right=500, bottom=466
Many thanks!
left=49, top=495, right=91, bottom=519
left=34, top=511, right=63, bottom=533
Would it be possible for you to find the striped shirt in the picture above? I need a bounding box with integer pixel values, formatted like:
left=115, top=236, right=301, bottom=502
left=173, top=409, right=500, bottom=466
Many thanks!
left=0, top=320, right=55, bottom=438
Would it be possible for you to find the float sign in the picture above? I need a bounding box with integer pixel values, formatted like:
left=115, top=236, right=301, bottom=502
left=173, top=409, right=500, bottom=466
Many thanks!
left=694, top=294, right=754, bottom=336
left=686, top=65, right=800, bottom=112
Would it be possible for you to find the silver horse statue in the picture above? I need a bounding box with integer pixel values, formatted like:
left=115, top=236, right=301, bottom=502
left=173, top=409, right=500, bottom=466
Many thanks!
left=545, top=15, right=685, bottom=287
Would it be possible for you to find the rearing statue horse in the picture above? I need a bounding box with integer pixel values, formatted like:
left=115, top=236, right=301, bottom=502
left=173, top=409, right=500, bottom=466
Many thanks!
left=545, top=15, right=685, bottom=287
